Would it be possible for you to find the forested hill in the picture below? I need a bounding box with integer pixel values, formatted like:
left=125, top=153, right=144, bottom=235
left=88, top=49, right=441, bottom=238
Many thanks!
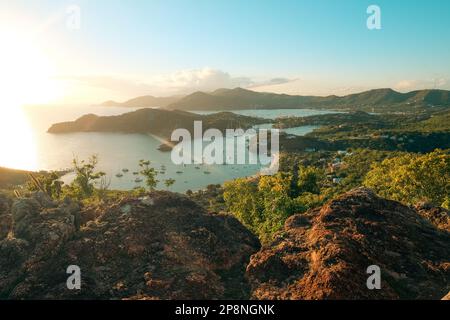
left=47, top=108, right=267, bottom=139
left=165, top=87, right=450, bottom=111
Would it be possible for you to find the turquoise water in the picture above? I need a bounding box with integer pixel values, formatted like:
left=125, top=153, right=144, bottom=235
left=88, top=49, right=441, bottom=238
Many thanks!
left=191, top=108, right=338, bottom=119
left=1, top=106, right=336, bottom=192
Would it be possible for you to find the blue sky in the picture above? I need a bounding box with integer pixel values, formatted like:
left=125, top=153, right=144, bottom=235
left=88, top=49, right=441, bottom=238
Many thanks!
left=1, top=0, right=450, bottom=102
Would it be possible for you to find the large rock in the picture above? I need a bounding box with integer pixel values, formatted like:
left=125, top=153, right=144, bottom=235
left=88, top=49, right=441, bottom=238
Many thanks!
left=1, top=191, right=260, bottom=299
left=0, top=238, right=30, bottom=296
left=0, top=193, right=12, bottom=239
left=11, top=198, right=41, bottom=239
left=247, top=188, right=450, bottom=299
left=0, top=214, right=11, bottom=240
left=0, top=193, right=80, bottom=297
left=0, top=193, right=12, bottom=215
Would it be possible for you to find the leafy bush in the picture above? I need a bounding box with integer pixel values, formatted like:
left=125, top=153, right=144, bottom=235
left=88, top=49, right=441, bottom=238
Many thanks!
left=139, top=160, right=159, bottom=190
left=65, top=155, right=106, bottom=200
left=364, top=149, right=449, bottom=207
left=164, top=178, right=176, bottom=189
left=27, top=171, right=63, bottom=199
left=224, top=166, right=323, bottom=244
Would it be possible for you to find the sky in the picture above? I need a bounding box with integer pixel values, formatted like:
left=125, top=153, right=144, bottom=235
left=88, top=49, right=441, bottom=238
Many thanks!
left=0, top=0, right=449, bottom=104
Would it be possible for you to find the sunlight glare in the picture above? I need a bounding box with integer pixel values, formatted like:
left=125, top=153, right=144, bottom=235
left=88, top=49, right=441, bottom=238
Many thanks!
left=0, top=30, right=61, bottom=106
left=0, top=30, right=59, bottom=170
left=0, top=105, right=38, bottom=171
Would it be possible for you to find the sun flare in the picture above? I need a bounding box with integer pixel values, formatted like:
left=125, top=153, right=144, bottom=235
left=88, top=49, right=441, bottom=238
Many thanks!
left=0, top=30, right=62, bottom=107
left=0, top=106, right=37, bottom=171
left=0, top=30, right=61, bottom=170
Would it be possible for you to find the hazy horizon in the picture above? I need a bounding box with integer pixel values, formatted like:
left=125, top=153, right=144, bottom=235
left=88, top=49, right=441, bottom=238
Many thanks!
left=18, top=85, right=450, bottom=109
left=1, top=0, right=450, bottom=106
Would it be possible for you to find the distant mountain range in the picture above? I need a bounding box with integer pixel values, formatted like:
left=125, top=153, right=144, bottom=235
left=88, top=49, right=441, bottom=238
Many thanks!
left=100, top=95, right=181, bottom=108
left=100, top=88, right=450, bottom=112
left=166, top=88, right=450, bottom=111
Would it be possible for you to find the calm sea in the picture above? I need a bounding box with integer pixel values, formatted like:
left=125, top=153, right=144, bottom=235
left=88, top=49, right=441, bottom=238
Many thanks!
left=0, top=106, right=335, bottom=192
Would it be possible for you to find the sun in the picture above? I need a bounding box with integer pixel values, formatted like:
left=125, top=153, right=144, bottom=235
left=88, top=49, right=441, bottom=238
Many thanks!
left=0, top=29, right=63, bottom=171
left=0, top=30, right=62, bottom=107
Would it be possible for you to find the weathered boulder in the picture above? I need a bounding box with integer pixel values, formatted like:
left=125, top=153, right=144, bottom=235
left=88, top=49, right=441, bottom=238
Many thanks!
left=0, top=193, right=80, bottom=297
left=247, top=188, right=450, bottom=300
left=0, top=193, right=12, bottom=240
left=11, top=198, right=41, bottom=240
left=33, top=191, right=57, bottom=208
left=1, top=191, right=260, bottom=299
left=0, top=214, right=11, bottom=240
left=0, top=193, right=11, bottom=215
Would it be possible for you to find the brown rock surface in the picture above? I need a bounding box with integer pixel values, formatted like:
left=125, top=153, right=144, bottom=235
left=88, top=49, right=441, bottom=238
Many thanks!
left=1, top=188, right=448, bottom=300
left=415, top=202, right=450, bottom=232
left=0, top=193, right=12, bottom=240
left=247, top=188, right=450, bottom=299
left=0, top=191, right=259, bottom=299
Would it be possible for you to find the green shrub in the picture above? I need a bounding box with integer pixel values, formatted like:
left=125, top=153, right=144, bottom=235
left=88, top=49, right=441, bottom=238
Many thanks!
left=364, top=149, right=449, bottom=207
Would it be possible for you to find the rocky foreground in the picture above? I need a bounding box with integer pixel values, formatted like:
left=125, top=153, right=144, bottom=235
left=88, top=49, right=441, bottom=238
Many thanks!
left=0, top=192, right=259, bottom=299
left=248, top=188, right=449, bottom=300
left=0, top=188, right=449, bottom=299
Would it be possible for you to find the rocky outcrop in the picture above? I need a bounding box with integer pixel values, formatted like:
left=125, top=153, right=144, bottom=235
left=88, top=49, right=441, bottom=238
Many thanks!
left=415, top=202, right=450, bottom=232
left=0, top=193, right=12, bottom=240
left=247, top=188, right=450, bottom=300
left=0, top=193, right=80, bottom=298
left=1, top=188, right=448, bottom=300
left=0, top=191, right=259, bottom=299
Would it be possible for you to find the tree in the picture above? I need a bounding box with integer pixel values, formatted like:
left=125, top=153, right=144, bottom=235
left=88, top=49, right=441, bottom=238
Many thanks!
left=289, top=163, right=300, bottom=198
left=27, top=171, right=63, bottom=199
left=164, top=178, right=176, bottom=190
left=139, top=160, right=159, bottom=190
left=224, top=173, right=309, bottom=244
left=70, top=155, right=106, bottom=199
left=297, top=166, right=322, bottom=194
left=224, top=178, right=263, bottom=234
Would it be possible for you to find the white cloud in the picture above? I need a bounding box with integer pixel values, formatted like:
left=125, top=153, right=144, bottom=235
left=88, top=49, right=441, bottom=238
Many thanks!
left=56, top=68, right=255, bottom=102
left=53, top=69, right=450, bottom=104
left=153, top=68, right=253, bottom=94
left=394, top=78, right=450, bottom=92
left=394, top=80, right=418, bottom=91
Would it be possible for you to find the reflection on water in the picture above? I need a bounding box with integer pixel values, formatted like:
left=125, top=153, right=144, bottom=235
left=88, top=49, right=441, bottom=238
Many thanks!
left=191, top=108, right=340, bottom=118
left=0, top=105, right=37, bottom=170
left=284, top=125, right=320, bottom=136
left=0, top=105, right=335, bottom=192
